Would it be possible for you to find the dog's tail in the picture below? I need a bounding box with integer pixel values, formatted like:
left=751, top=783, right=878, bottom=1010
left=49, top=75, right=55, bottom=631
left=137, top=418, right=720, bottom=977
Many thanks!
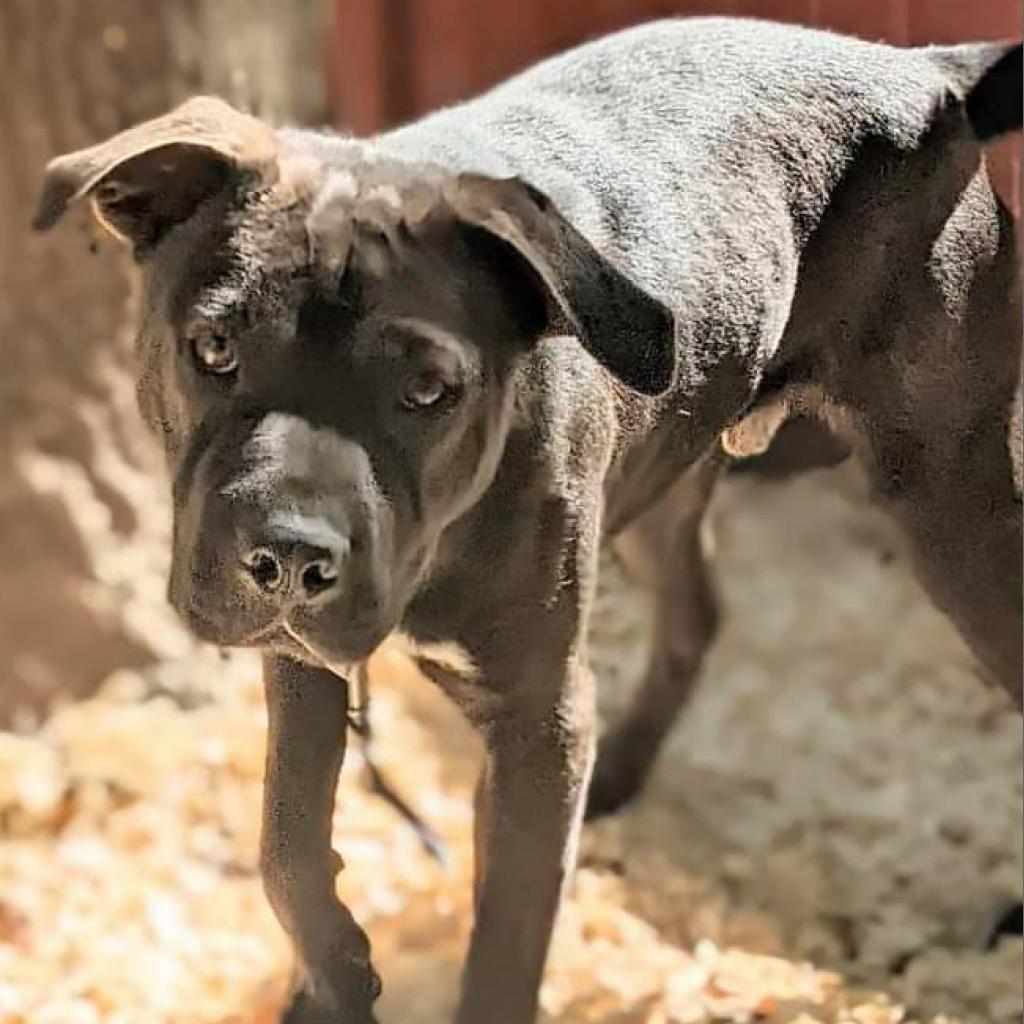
left=926, top=40, right=1022, bottom=141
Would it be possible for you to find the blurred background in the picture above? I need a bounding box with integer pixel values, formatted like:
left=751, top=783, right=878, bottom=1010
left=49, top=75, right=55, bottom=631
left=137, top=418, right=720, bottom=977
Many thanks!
left=1, top=2, right=1021, bottom=1023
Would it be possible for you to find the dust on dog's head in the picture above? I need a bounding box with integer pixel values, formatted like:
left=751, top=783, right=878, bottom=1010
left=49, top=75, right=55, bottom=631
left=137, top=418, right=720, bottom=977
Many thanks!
left=35, top=97, right=676, bottom=668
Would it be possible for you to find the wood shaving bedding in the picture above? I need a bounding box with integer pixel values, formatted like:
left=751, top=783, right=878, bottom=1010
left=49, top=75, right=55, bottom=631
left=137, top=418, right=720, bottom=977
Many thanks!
left=0, top=461, right=1019, bottom=1023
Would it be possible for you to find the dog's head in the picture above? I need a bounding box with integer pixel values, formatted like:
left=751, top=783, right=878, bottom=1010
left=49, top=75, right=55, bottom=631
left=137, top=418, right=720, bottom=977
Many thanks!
left=35, top=98, right=675, bottom=669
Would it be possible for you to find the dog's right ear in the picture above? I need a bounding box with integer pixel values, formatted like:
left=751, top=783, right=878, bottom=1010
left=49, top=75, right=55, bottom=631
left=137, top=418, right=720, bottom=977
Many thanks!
left=33, top=96, right=279, bottom=255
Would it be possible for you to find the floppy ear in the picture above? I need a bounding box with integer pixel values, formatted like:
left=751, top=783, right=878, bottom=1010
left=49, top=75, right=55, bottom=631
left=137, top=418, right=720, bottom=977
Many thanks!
left=929, top=40, right=1023, bottom=141
left=33, top=95, right=279, bottom=254
left=444, top=174, right=677, bottom=396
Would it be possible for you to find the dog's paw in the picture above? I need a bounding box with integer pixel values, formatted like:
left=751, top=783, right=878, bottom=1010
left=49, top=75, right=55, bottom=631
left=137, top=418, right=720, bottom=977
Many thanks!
left=279, top=974, right=382, bottom=1024
left=279, top=988, right=333, bottom=1024
left=585, top=746, right=648, bottom=821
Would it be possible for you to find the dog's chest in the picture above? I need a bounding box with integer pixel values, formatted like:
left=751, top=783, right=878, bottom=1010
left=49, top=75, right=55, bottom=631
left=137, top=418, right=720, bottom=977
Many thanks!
left=382, top=630, right=506, bottom=728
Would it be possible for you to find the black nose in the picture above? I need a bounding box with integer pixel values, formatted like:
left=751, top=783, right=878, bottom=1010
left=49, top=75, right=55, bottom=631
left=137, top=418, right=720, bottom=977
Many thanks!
left=242, top=530, right=346, bottom=602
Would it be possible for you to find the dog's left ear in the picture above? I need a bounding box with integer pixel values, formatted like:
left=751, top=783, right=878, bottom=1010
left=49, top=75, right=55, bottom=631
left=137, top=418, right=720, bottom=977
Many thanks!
left=445, top=174, right=676, bottom=396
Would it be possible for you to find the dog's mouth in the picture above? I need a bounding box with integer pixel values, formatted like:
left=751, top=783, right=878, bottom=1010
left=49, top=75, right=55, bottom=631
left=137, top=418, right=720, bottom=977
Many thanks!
left=177, top=601, right=272, bottom=648
left=180, top=601, right=385, bottom=678
left=279, top=620, right=362, bottom=678
left=257, top=606, right=396, bottom=676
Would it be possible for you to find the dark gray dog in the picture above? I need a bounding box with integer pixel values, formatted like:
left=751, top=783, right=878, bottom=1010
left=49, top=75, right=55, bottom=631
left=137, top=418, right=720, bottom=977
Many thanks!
left=35, top=17, right=1022, bottom=1024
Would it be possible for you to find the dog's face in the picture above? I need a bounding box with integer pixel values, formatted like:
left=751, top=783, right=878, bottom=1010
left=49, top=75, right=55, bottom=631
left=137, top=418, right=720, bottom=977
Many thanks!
left=35, top=98, right=675, bottom=669
left=140, top=172, right=544, bottom=668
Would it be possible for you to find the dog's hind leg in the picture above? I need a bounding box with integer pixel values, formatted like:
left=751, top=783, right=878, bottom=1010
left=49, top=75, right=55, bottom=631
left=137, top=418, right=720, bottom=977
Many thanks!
left=846, top=393, right=1023, bottom=706
left=587, top=451, right=724, bottom=818
left=823, top=239, right=1023, bottom=706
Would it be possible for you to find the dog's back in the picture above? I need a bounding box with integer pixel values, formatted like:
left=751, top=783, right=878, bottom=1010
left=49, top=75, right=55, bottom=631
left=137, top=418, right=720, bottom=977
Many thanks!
left=379, top=18, right=1020, bottom=520
left=380, top=23, right=993, bottom=332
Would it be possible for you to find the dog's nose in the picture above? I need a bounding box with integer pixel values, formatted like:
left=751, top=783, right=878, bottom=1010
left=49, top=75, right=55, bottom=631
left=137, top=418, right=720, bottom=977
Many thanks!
left=242, top=528, right=347, bottom=602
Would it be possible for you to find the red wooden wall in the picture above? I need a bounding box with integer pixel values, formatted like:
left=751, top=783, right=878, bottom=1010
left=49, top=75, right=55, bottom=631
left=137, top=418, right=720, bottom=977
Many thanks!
left=328, top=0, right=1021, bottom=211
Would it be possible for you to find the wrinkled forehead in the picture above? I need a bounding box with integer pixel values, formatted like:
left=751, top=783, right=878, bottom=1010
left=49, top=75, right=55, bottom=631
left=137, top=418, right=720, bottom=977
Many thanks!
left=154, top=155, right=451, bottom=329
left=147, top=174, right=313, bottom=329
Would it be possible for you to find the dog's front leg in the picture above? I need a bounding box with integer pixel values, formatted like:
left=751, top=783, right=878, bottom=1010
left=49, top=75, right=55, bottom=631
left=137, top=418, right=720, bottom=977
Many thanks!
left=456, top=654, right=596, bottom=1024
left=261, top=654, right=381, bottom=1024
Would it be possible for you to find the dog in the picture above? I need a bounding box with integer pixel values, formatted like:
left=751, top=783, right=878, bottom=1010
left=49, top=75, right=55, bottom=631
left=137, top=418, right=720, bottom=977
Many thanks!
left=35, top=17, right=1022, bottom=1024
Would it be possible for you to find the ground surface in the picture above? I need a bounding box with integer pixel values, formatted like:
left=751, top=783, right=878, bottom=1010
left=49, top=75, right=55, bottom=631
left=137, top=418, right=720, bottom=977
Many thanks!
left=0, top=461, right=1020, bottom=1024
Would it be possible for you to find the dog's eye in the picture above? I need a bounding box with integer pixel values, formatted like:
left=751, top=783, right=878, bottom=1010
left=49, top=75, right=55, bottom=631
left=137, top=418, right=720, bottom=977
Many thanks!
left=400, top=372, right=448, bottom=411
left=191, top=331, right=238, bottom=375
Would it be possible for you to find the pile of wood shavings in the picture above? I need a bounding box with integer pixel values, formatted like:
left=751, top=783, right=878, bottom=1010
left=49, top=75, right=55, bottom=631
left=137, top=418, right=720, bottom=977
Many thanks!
left=0, top=648, right=1007, bottom=1024
left=0, top=460, right=1020, bottom=1023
